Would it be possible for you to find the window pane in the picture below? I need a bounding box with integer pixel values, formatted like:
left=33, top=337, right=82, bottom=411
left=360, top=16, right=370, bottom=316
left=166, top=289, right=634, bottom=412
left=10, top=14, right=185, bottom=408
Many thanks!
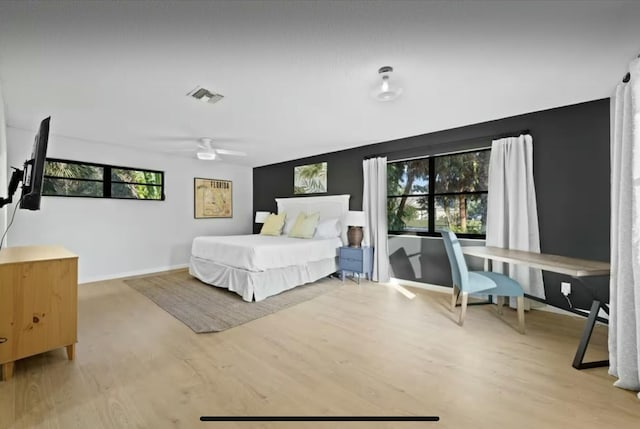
left=111, top=183, right=163, bottom=200
left=435, top=194, right=487, bottom=234
left=434, top=151, right=489, bottom=193
left=44, top=160, right=103, bottom=180
left=43, top=178, right=103, bottom=197
left=111, top=168, right=163, bottom=185
left=388, top=196, right=429, bottom=232
left=387, top=159, right=429, bottom=196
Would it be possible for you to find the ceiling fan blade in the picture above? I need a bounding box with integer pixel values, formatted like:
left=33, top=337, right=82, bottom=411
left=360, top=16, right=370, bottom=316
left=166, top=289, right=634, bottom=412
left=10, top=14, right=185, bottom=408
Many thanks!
left=163, top=147, right=196, bottom=152
left=215, top=149, right=247, bottom=156
left=152, top=136, right=246, bottom=143
left=153, top=136, right=199, bottom=142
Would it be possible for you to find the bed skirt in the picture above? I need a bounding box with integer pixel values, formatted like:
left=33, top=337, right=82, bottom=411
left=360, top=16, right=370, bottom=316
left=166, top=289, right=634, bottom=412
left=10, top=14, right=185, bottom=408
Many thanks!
left=188, top=256, right=338, bottom=302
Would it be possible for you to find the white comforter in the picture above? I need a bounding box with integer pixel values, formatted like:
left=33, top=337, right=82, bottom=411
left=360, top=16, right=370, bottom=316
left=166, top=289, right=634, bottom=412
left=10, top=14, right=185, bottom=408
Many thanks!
left=191, top=234, right=342, bottom=272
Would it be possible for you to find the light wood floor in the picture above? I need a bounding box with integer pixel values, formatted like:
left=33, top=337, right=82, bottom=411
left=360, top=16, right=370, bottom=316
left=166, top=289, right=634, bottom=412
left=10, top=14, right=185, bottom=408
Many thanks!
left=0, top=272, right=637, bottom=429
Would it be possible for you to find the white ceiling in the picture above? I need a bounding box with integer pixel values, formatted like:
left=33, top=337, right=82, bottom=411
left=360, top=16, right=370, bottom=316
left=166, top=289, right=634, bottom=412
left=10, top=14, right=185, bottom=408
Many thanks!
left=0, top=0, right=638, bottom=167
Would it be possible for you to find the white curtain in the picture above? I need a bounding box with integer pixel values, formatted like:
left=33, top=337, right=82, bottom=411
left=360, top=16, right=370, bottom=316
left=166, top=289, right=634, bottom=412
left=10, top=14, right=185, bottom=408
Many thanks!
left=362, top=157, right=390, bottom=282
left=609, top=57, right=640, bottom=398
left=486, top=134, right=545, bottom=300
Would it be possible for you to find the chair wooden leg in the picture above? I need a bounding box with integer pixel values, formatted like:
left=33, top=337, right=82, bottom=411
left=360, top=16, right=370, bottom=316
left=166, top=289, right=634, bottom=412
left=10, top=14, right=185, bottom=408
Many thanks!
left=459, top=292, right=469, bottom=326
left=517, top=296, right=525, bottom=334
left=451, top=285, right=460, bottom=312
left=497, top=296, right=504, bottom=315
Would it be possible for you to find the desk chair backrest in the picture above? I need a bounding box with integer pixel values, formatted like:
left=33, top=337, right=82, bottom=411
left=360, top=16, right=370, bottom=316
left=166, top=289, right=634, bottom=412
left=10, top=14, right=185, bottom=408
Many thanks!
left=441, top=230, right=469, bottom=290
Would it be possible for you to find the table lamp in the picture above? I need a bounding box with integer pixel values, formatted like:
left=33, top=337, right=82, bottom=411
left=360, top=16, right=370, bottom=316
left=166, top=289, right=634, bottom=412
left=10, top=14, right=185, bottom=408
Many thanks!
left=255, top=211, right=271, bottom=224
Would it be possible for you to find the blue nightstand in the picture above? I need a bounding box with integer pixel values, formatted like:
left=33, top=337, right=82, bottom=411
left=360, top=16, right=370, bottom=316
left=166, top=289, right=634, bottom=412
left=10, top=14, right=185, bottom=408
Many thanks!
left=339, top=246, right=373, bottom=283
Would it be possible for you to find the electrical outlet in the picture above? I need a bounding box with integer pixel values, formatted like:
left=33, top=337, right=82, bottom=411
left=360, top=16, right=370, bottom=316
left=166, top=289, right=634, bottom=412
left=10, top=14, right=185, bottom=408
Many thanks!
left=561, top=282, right=571, bottom=296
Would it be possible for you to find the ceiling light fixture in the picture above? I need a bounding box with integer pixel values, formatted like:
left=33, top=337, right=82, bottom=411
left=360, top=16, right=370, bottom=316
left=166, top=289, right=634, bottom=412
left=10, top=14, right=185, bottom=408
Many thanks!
left=187, top=86, right=224, bottom=104
left=376, top=66, right=402, bottom=101
left=196, top=151, right=217, bottom=160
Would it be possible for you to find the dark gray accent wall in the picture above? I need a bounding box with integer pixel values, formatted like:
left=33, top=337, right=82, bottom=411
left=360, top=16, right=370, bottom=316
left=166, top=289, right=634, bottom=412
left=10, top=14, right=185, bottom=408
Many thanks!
left=253, top=99, right=610, bottom=311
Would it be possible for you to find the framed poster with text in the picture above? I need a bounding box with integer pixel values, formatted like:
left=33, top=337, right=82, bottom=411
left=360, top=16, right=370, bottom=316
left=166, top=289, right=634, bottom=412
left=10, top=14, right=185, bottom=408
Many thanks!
left=194, top=178, right=232, bottom=218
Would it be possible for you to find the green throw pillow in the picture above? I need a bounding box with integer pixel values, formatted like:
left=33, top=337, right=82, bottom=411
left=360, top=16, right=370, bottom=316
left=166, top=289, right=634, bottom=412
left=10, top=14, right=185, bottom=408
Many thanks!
left=260, top=213, right=286, bottom=236
left=288, top=212, right=320, bottom=239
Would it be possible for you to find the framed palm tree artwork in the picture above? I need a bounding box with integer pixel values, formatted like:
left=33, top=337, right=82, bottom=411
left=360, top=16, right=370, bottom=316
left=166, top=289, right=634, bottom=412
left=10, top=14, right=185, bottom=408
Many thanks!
left=294, top=162, right=327, bottom=194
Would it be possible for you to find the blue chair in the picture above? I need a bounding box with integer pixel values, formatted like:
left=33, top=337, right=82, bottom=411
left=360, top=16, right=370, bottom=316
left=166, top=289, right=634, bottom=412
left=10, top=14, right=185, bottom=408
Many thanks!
left=441, top=231, right=525, bottom=334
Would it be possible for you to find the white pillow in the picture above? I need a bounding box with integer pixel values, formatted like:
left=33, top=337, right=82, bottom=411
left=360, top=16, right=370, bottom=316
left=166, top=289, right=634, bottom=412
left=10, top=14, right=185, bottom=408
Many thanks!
left=314, top=218, right=341, bottom=239
left=282, top=211, right=300, bottom=234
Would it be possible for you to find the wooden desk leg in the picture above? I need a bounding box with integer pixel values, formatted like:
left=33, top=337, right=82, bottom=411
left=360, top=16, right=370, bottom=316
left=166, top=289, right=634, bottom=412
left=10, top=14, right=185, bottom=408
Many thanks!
left=1, top=362, right=14, bottom=381
left=66, top=344, right=75, bottom=361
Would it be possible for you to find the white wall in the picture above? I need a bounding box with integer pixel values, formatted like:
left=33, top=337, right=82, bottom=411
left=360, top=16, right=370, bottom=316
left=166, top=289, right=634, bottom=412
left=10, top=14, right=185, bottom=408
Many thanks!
left=0, top=84, right=7, bottom=235
left=6, top=127, right=252, bottom=283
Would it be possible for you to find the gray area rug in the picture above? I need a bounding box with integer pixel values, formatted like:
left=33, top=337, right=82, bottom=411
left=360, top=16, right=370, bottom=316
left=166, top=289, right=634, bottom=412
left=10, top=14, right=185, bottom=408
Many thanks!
left=124, top=270, right=342, bottom=333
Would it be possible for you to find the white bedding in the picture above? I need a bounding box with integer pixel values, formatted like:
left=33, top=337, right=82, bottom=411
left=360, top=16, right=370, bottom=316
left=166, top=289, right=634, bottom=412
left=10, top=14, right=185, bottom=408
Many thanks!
left=191, top=234, right=342, bottom=272
left=189, top=256, right=337, bottom=302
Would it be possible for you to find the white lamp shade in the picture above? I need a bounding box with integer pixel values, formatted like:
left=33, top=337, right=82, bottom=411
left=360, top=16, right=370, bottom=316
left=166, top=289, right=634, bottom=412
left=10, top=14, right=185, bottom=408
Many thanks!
left=345, top=211, right=366, bottom=227
left=255, top=211, right=271, bottom=223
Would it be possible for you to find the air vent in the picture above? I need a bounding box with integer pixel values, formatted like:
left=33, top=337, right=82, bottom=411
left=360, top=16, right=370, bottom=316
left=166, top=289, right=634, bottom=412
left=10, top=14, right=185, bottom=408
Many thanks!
left=187, top=86, right=224, bottom=104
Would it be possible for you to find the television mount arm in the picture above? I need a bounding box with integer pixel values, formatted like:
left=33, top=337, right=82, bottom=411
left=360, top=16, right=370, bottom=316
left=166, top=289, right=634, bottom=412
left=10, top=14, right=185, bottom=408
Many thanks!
left=0, top=167, right=25, bottom=209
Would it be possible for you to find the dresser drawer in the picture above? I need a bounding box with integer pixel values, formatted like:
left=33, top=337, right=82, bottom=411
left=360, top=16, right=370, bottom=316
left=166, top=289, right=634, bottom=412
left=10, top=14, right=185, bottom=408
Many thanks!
left=340, top=258, right=364, bottom=272
left=340, top=247, right=364, bottom=261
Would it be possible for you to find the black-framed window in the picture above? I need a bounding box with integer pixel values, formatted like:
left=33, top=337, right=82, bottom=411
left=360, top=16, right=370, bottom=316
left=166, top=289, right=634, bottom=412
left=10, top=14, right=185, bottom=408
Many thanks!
left=43, top=158, right=165, bottom=200
left=387, top=149, right=490, bottom=238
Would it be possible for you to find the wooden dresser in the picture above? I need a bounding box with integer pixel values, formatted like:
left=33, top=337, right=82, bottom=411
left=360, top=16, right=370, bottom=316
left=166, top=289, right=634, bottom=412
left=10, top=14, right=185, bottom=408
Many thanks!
left=0, top=245, right=78, bottom=381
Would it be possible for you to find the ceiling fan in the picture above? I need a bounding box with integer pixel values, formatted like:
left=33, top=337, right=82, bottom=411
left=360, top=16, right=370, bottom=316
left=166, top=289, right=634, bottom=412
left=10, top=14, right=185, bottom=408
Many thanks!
left=194, top=138, right=247, bottom=160
left=160, top=137, right=247, bottom=161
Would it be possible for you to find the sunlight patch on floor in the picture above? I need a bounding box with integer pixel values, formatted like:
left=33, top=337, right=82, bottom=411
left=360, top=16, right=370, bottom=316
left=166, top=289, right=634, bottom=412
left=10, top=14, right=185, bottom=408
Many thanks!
left=387, top=279, right=416, bottom=300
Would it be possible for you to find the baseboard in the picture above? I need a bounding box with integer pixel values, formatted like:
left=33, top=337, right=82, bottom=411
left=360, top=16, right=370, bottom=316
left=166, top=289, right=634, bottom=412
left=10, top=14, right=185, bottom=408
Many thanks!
left=80, top=263, right=189, bottom=284
left=529, top=302, right=585, bottom=318
left=391, top=278, right=607, bottom=321
left=536, top=301, right=609, bottom=321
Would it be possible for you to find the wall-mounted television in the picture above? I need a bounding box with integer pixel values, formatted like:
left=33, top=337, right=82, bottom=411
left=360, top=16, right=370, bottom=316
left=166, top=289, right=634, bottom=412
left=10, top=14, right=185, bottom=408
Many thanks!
left=0, top=116, right=51, bottom=211
left=20, top=117, right=50, bottom=210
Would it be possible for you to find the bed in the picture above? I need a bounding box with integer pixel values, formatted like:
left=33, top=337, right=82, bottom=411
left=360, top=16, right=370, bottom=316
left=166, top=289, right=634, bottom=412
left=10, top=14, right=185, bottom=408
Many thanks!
left=189, top=194, right=350, bottom=301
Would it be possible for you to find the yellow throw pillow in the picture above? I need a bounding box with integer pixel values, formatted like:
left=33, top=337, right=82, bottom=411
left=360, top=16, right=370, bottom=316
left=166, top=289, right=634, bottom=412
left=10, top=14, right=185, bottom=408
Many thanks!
left=288, top=212, right=320, bottom=239
left=260, top=213, right=286, bottom=236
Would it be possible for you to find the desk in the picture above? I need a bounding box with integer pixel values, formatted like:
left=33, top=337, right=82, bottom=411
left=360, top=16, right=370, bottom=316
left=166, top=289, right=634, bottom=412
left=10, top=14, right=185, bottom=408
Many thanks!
left=462, top=246, right=610, bottom=370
